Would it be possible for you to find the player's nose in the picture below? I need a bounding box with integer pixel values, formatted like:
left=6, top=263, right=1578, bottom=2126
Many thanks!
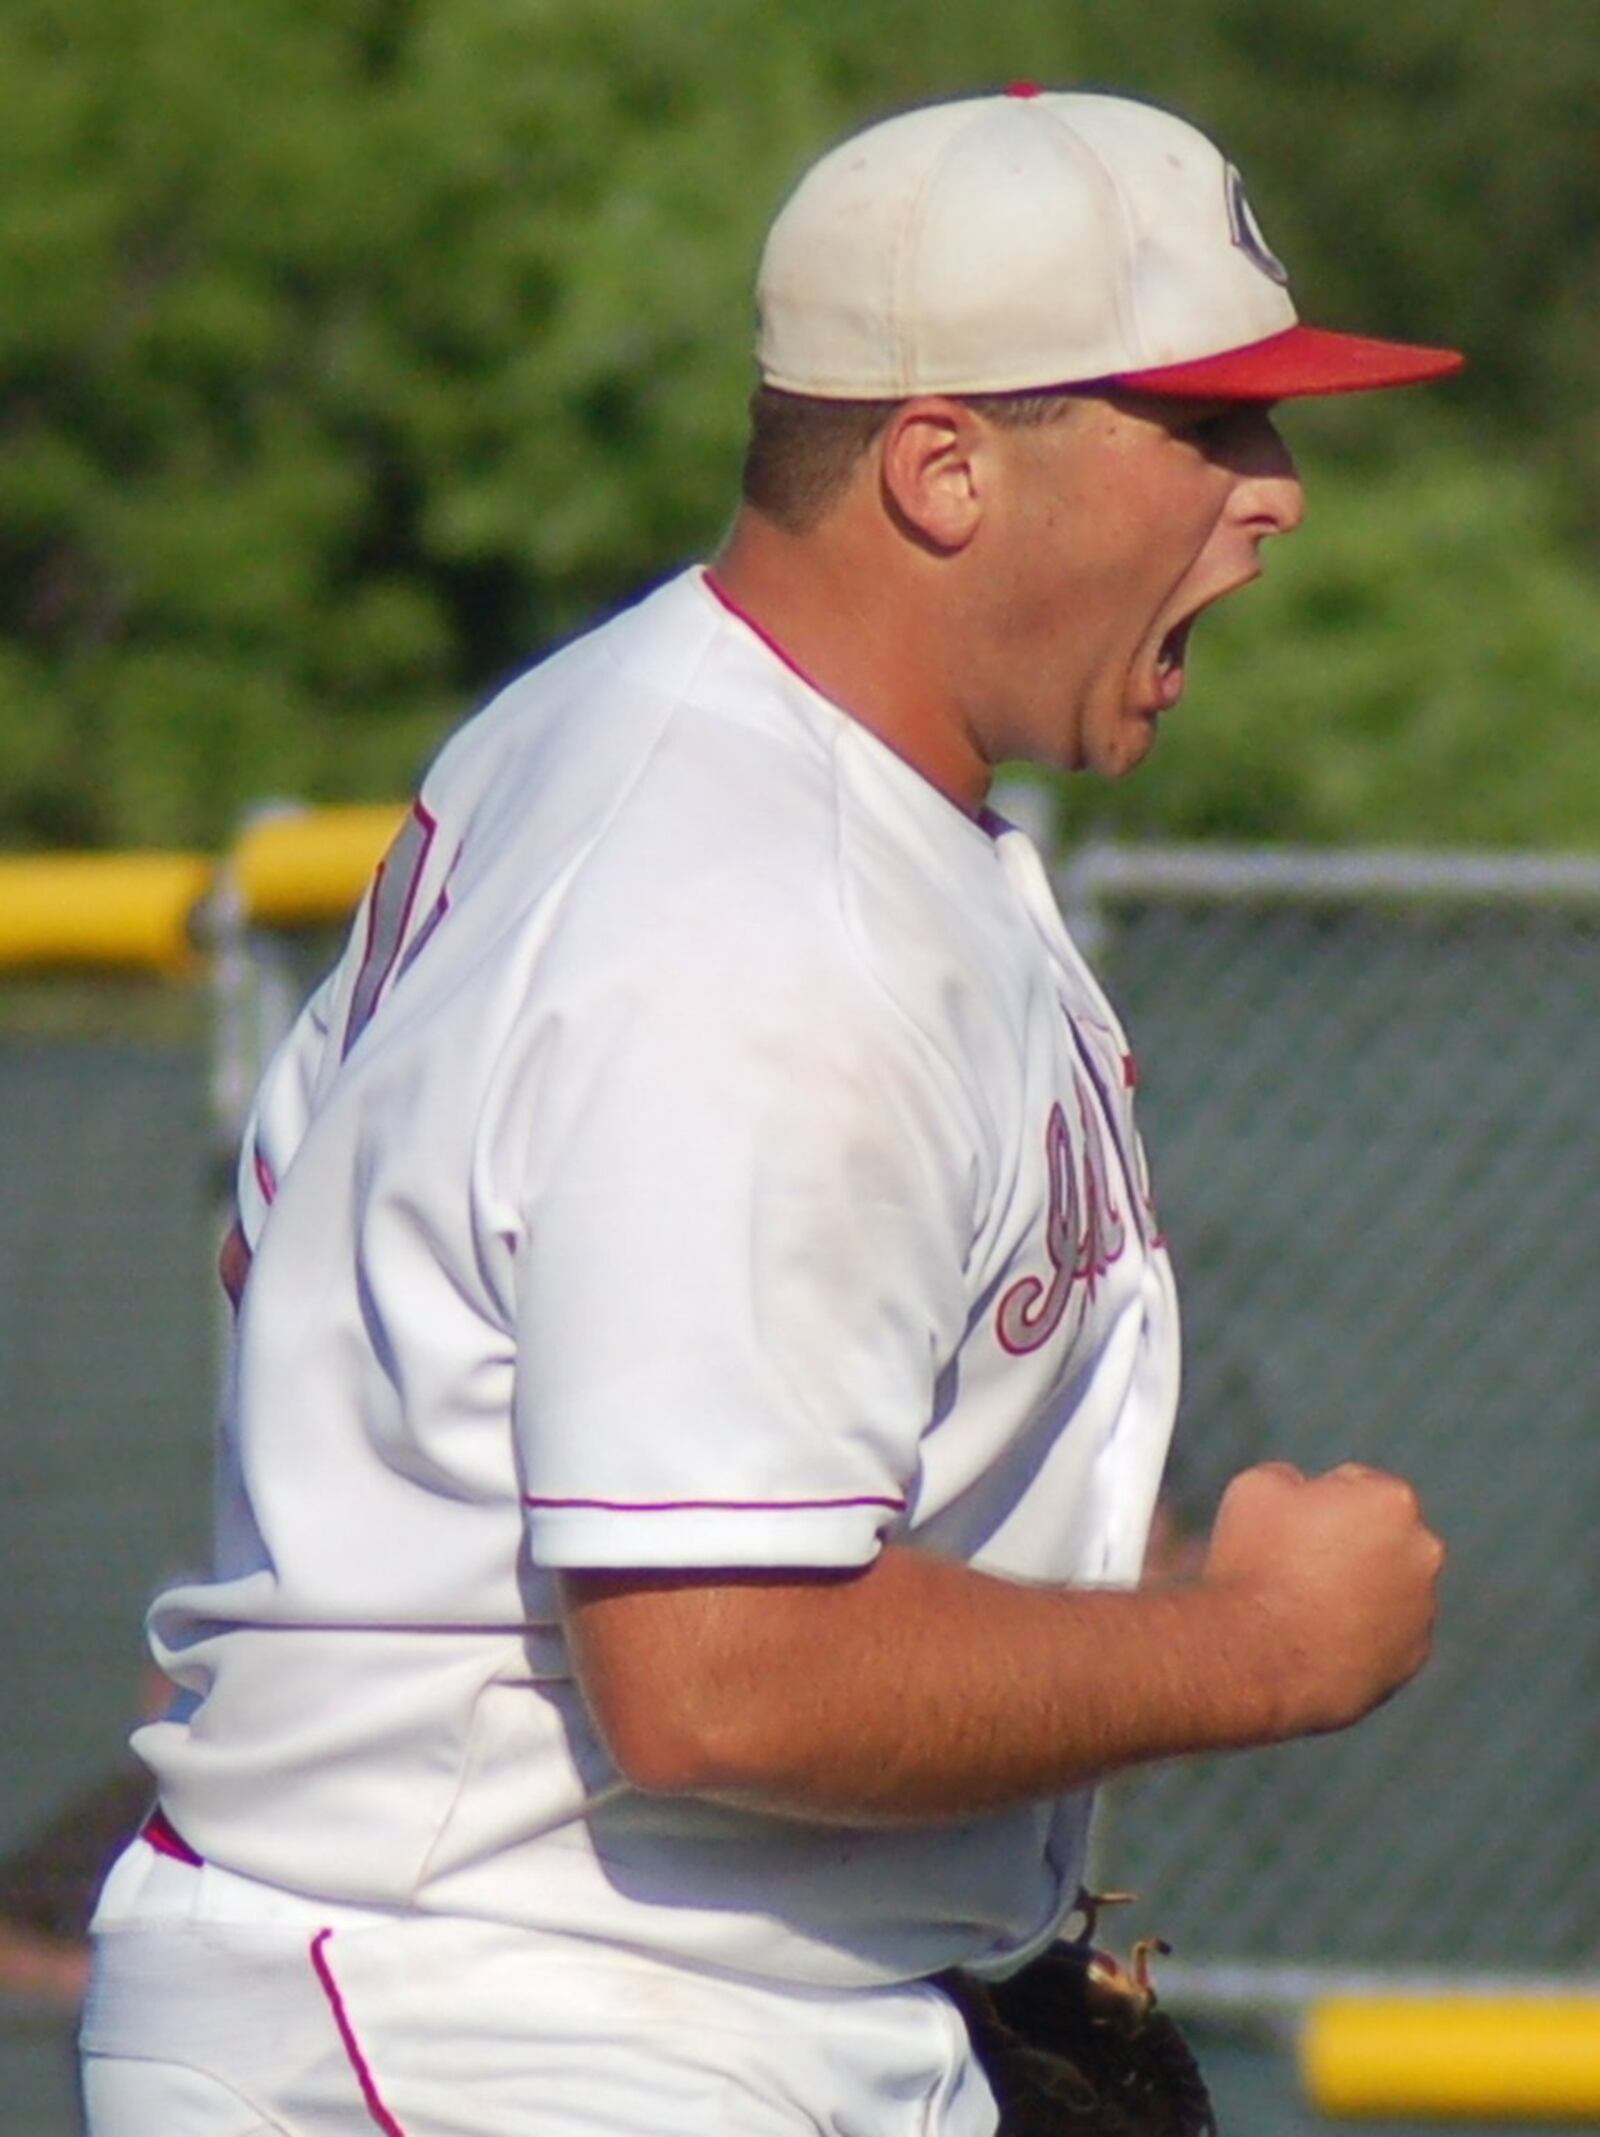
left=1233, top=413, right=1305, bottom=539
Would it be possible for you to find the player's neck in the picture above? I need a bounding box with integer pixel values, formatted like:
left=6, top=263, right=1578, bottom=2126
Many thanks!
left=711, top=510, right=992, bottom=817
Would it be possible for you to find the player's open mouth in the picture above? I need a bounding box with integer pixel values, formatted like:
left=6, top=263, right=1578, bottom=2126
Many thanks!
left=1154, top=619, right=1193, bottom=707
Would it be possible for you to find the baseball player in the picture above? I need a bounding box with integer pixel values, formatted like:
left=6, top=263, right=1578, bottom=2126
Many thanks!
left=82, top=88, right=1458, bottom=2135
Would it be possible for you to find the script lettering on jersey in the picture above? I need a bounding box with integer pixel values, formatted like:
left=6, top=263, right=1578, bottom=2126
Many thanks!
left=995, top=1078, right=1128, bottom=1355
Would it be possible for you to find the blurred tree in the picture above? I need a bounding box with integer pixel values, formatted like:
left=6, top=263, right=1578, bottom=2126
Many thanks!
left=0, top=0, right=1593, bottom=850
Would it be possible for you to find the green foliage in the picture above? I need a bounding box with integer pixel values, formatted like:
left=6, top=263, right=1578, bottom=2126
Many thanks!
left=0, top=0, right=1596, bottom=850
left=1054, top=415, right=1600, bottom=849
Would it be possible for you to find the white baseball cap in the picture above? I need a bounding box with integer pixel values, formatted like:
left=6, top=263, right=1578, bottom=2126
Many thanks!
left=756, top=86, right=1464, bottom=401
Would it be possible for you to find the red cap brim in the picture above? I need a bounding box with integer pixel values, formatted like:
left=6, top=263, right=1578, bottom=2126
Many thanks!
left=1112, top=324, right=1465, bottom=400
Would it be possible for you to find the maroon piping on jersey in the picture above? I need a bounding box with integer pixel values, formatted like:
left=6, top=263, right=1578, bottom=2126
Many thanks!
left=701, top=567, right=831, bottom=697
left=310, top=1929, right=411, bottom=2137
left=523, top=1493, right=905, bottom=1515
left=343, top=798, right=439, bottom=1060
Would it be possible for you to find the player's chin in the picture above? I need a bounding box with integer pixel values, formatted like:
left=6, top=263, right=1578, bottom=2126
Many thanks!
left=1090, top=711, right=1163, bottom=780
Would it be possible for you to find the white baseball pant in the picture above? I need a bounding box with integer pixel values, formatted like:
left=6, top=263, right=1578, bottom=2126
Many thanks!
left=81, top=1836, right=999, bottom=2135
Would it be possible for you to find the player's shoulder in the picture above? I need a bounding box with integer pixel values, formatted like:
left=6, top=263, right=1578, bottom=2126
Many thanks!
left=407, top=569, right=840, bottom=869
left=417, top=569, right=713, bottom=807
left=395, top=566, right=1041, bottom=1067
left=536, top=748, right=1034, bottom=1164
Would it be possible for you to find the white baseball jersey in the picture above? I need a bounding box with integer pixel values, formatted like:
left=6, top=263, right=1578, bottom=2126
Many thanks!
left=137, top=566, right=1181, bottom=1990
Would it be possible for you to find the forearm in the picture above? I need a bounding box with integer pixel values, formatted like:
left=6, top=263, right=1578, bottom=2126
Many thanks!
left=567, top=1547, right=1276, bottom=1824
left=562, top=1462, right=1443, bottom=1825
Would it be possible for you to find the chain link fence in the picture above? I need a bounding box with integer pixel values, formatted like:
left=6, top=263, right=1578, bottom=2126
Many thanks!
left=0, top=989, right=214, bottom=1847
left=1062, top=845, right=1600, bottom=1998
left=0, top=978, right=215, bottom=2136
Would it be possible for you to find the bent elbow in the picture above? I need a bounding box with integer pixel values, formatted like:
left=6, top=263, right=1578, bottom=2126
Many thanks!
left=589, top=1684, right=771, bottom=1798
left=559, top=1566, right=845, bottom=1803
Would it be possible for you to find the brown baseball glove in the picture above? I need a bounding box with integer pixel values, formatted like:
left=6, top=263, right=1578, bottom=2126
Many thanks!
left=934, top=1893, right=1218, bottom=2137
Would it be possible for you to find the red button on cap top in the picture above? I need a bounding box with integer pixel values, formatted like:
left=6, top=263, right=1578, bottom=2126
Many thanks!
left=1006, top=81, right=1044, bottom=98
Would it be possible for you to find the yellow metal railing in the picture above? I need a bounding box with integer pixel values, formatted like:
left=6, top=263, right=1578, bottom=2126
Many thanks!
left=226, top=805, right=407, bottom=930
left=1302, top=1992, right=1600, bottom=2118
left=0, top=852, right=215, bottom=975
left=0, top=805, right=405, bottom=975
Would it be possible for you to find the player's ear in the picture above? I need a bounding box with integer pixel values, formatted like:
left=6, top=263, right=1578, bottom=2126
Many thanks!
left=877, top=398, right=986, bottom=554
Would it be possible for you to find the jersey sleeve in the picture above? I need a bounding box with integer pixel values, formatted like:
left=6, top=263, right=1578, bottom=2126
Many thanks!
left=504, top=910, right=981, bottom=1572
left=234, top=967, right=341, bottom=1246
left=236, top=800, right=457, bottom=1242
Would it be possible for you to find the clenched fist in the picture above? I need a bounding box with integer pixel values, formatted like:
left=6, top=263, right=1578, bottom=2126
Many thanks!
left=1201, top=1461, right=1446, bottom=1741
